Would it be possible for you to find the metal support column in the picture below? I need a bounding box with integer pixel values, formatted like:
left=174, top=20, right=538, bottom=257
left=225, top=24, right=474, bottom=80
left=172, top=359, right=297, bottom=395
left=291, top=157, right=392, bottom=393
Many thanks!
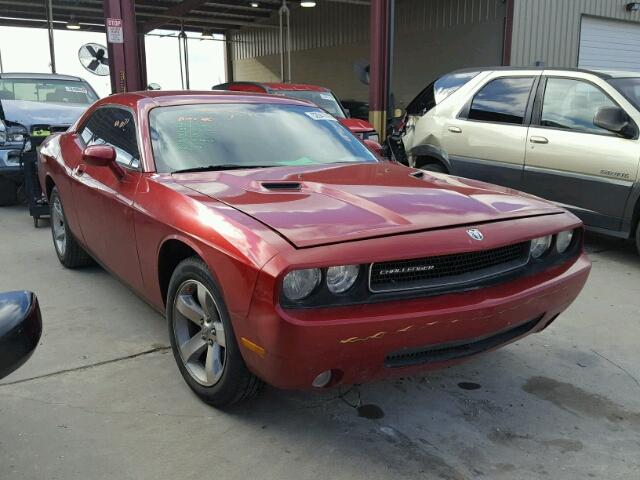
left=46, top=0, right=56, bottom=74
left=224, top=35, right=234, bottom=82
left=368, top=0, right=389, bottom=139
left=104, top=0, right=145, bottom=93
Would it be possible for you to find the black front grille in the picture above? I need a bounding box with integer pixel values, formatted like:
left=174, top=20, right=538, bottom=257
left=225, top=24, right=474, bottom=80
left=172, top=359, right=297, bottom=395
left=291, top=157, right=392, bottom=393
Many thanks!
left=384, top=316, right=542, bottom=368
left=369, top=242, right=530, bottom=293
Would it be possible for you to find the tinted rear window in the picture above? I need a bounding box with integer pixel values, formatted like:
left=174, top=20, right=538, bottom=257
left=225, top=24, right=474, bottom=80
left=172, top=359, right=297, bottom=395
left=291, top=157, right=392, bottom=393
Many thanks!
left=467, top=77, right=534, bottom=125
left=406, top=71, right=479, bottom=115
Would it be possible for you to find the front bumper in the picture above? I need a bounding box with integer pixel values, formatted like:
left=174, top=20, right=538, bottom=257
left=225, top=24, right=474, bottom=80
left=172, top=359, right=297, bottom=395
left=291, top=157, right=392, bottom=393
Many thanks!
left=239, top=253, right=590, bottom=389
left=0, top=146, right=24, bottom=181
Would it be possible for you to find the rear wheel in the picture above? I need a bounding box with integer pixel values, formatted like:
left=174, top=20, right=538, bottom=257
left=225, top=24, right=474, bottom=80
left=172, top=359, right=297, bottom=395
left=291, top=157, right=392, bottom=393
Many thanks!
left=0, top=177, right=18, bottom=206
left=167, top=257, right=263, bottom=407
left=49, top=187, right=93, bottom=268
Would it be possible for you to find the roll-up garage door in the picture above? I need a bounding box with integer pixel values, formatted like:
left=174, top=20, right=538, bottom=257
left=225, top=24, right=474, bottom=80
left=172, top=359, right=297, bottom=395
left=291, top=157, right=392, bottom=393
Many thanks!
left=578, top=16, right=640, bottom=72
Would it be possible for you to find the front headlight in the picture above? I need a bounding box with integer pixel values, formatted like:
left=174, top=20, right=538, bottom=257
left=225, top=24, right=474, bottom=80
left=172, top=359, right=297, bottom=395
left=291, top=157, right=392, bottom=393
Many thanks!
left=326, top=265, right=359, bottom=293
left=530, top=235, right=552, bottom=259
left=0, top=120, right=6, bottom=144
left=556, top=230, right=574, bottom=253
left=282, top=268, right=321, bottom=301
left=7, top=125, right=27, bottom=143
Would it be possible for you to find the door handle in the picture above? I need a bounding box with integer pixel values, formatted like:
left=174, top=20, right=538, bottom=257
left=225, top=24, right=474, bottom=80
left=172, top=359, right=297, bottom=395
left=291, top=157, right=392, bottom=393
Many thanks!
left=529, top=136, right=548, bottom=144
left=448, top=126, right=462, bottom=133
left=73, top=164, right=86, bottom=176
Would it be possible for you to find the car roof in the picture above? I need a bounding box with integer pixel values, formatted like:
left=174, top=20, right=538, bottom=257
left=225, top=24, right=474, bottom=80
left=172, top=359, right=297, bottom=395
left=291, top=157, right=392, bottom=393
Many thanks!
left=449, top=66, right=619, bottom=80
left=216, top=81, right=331, bottom=92
left=103, top=90, right=318, bottom=108
left=261, top=82, right=331, bottom=92
left=0, top=72, right=87, bottom=81
left=592, top=70, right=640, bottom=79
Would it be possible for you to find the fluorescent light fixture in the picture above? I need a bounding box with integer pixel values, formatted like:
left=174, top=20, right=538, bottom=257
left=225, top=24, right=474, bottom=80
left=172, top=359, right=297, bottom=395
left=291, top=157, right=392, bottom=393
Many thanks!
left=250, top=2, right=259, bottom=7
left=66, top=16, right=81, bottom=30
left=300, top=1, right=316, bottom=7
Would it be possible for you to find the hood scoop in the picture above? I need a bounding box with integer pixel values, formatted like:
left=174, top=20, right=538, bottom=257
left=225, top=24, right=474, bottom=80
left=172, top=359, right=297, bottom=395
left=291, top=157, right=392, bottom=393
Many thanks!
left=261, top=181, right=302, bottom=191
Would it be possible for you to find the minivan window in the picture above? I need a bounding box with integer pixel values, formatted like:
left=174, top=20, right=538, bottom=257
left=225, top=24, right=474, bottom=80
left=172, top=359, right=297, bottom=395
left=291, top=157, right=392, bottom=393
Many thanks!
left=608, top=77, right=640, bottom=110
left=541, top=78, right=617, bottom=134
left=467, top=77, right=534, bottom=125
left=406, top=71, right=479, bottom=115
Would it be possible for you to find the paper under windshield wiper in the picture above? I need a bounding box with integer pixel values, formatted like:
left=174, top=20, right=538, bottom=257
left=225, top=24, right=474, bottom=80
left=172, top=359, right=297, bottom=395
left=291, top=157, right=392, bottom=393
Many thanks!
left=172, top=164, right=272, bottom=173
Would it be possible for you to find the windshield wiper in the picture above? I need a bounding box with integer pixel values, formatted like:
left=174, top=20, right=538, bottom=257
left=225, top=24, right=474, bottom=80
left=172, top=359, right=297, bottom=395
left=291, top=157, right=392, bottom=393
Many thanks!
left=172, top=164, right=272, bottom=174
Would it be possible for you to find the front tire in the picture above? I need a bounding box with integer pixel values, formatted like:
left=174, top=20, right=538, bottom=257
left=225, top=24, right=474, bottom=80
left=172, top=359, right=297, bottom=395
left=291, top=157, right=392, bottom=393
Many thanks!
left=49, top=187, right=93, bottom=268
left=167, top=257, right=263, bottom=407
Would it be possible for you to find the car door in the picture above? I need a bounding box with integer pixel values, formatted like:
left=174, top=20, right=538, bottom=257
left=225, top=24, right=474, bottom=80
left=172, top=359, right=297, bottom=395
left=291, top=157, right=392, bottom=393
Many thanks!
left=70, top=106, right=144, bottom=291
left=522, top=76, right=640, bottom=232
left=441, top=74, right=538, bottom=189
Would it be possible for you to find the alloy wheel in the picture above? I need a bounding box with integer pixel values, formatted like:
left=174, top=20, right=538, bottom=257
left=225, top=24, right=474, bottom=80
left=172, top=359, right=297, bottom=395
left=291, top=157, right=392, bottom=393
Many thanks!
left=172, top=280, right=227, bottom=387
left=51, top=195, right=67, bottom=257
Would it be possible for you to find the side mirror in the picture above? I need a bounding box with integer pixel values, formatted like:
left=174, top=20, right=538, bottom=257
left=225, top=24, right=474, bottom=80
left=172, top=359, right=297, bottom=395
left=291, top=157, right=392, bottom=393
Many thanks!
left=82, top=145, right=125, bottom=178
left=594, top=106, right=637, bottom=138
left=0, top=291, right=42, bottom=380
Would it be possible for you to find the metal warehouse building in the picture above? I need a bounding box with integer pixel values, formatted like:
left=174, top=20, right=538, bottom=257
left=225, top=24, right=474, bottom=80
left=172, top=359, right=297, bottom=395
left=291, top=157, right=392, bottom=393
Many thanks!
left=230, top=0, right=640, bottom=109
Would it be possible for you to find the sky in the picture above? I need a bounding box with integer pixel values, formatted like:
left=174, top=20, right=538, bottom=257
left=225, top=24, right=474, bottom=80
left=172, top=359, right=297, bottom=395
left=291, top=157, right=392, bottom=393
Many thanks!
left=0, top=26, right=226, bottom=98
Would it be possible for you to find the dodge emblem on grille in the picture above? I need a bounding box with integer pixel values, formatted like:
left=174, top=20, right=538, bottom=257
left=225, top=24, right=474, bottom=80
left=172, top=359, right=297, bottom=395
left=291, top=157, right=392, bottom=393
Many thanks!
left=467, top=228, right=484, bottom=241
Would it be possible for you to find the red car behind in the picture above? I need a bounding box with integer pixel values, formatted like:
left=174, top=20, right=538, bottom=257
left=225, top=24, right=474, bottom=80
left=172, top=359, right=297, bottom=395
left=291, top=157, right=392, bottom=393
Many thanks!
left=213, top=81, right=379, bottom=142
left=39, top=91, right=590, bottom=407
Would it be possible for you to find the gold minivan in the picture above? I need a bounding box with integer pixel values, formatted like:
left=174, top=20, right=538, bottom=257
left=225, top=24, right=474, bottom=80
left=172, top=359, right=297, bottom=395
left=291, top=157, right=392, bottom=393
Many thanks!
left=400, top=67, right=640, bottom=253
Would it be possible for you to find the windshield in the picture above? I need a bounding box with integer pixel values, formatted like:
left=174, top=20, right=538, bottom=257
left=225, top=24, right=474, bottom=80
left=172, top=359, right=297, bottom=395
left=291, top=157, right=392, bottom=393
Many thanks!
left=150, top=103, right=377, bottom=173
left=608, top=77, right=640, bottom=110
left=406, top=71, right=479, bottom=115
left=0, top=78, right=98, bottom=105
left=270, top=90, right=345, bottom=118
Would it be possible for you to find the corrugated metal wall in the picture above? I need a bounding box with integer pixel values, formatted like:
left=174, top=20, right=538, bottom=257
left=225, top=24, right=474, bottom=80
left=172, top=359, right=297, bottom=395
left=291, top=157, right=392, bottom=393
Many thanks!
left=511, top=0, right=640, bottom=67
left=231, top=2, right=369, bottom=60
left=396, top=0, right=504, bottom=31
left=232, top=0, right=505, bottom=61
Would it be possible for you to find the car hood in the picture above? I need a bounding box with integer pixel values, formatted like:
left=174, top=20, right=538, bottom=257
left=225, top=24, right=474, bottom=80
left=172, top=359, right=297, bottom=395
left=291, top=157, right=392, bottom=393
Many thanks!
left=0, top=99, right=87, bottom=130
left=174, top=162, right=562, bottom=248
left=339, top=117, right=375, bottom=133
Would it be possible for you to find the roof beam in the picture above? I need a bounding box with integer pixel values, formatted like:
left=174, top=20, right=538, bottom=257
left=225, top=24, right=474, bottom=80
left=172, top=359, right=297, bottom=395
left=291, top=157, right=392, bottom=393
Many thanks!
left=140, top=0, right=211, bottom=33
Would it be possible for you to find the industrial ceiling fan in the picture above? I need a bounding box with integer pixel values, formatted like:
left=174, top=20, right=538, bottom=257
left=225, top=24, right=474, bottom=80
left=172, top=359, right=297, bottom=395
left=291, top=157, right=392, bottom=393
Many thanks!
left=78, top=43, right=109, bottom=76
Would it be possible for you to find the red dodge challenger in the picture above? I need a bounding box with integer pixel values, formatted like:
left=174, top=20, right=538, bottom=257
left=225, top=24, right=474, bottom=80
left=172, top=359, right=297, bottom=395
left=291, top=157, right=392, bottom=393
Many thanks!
left=39, top=91, right=591, bottom=406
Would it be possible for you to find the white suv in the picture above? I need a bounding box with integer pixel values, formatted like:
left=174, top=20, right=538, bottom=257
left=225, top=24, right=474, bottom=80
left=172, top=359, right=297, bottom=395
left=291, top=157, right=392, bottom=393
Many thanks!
left=400, top=67, right=640, bottom=252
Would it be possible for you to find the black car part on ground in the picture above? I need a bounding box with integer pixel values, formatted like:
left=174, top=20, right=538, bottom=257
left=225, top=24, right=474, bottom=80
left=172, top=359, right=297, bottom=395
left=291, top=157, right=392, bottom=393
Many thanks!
left=381, top=115, right=409, bottom=164
left=0, top=291, right=42, bottom=381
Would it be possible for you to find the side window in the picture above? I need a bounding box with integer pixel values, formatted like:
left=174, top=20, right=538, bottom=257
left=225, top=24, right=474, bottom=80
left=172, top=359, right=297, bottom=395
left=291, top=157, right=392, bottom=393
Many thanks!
left=540, top=78, right=618, bottom=135
left=467, top=77, right=535, bottom=125
left=80, top=107, right=140, bottom=168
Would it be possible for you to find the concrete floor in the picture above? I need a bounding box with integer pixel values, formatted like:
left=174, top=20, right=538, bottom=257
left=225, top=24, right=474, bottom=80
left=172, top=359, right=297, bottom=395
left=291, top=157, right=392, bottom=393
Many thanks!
left=0, top=205, right=638, bottom=480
